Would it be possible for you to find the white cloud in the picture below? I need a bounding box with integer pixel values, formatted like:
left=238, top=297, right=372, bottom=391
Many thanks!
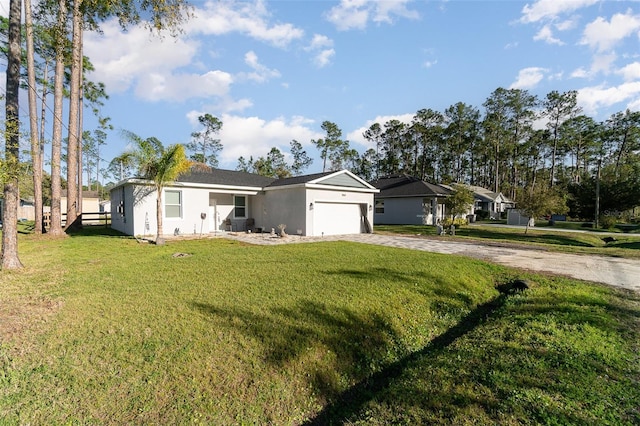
left=241, top=51, right=281, bottom=83
left=555, top=18, right=577, bottom=31
left=590, top=53, right=618, bottom=75
left=326, top=0, right=419, bottom=31
left=520, top=0, right=599, bottom=24
left=617, top=62, right=640, bottom=81
left=580, top=10, right=640, bottom=52
left=423, top=60, right=438, bottom=69
left=347, top=113, right=415, bottom=148
left=571, top=67, right=589, bottom=79
left=313, top=49, right=336, bottom=68
left=305, top=34, right=336, bottom=68
left=136, top=70, right=234, bottom=102
left=533, top=24, right=564, bottom=45
left=509, top=67, right=548, bottom=89
left=307, top=34, right=334, bottom=50
left=578, top=81, right=640, bottom=115
left=84, top=21, right=199, bottom=94
left=189, top=0, right=304, bottom=48
left=214, top=115, right=322, bottom=166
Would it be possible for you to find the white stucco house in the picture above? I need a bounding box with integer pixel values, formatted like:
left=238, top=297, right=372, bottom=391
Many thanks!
left=370, top=175, right=451, bottom=225
left=468, top=185, right=514, bottom=219
left=110, top=169, right=378, bottom=238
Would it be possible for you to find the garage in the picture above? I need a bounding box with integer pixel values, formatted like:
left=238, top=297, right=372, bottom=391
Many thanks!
left=313, top=202, right=363, bottom=236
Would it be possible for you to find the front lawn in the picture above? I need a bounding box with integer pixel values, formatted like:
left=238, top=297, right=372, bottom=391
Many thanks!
left=1, top=228, right=638, bottom=424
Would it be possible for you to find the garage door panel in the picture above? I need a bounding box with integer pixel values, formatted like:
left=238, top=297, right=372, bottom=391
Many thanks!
left=313, top=202, right=362, bottom=236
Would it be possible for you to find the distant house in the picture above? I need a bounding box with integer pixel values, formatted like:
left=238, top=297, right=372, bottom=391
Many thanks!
left=467, top=185, right=514, bottom=219
left=61, top=190, right=101, bottom=215
left=370, top=175, right=451, bottom=225
left=110, top=169, right=378, bottom=238
left=0, top=198, right=35, bottom=222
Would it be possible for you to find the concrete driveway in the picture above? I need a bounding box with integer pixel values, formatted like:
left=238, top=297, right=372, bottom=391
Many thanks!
left=225, top=232, right=640, bottom=292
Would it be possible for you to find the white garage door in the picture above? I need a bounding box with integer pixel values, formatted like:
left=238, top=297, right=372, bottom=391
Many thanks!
left=313, top=202, right=363, bottom=236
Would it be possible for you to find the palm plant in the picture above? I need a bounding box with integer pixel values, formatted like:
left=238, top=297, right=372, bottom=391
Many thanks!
left=120, top=131, right=192, bottom=245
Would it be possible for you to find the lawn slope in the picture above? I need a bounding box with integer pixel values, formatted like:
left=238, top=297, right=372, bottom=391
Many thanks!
left=1, top=229, right=638, bottom=424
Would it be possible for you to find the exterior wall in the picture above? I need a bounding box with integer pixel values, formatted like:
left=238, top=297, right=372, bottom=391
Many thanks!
left=263, top=187, right=307, bottom=235
left=374, top=197, right=424, bottom=225
left=61, top=197, right=100, bottom=214
left=111, top=183, right=263, bottom=237
left=110, top=179, right=376, bottom=237
left=375, top=197, right=447, bottom=225
left=110, top=184, right=136, bottom=236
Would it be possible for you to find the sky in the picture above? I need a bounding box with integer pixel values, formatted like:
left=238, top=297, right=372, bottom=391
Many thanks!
left=3, top=0, right=640, bottom=177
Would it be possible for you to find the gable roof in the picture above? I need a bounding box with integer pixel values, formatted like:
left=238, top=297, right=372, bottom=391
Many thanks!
left=266, top=170, right=376, bottom=190
left=371, top=175, right=451, bottom=198
left=113, top=169, right=377, bottom=193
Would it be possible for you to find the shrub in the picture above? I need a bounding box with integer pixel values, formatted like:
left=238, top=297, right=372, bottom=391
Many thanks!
left=442, top=217, right=468, bottom=228
left=599, top=215, right=617, bottom=229
left=475, top=210, right=490, bottom=220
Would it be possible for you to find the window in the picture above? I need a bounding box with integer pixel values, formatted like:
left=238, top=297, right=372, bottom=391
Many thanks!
left=165, top=190, right=182, bottom=218
left=375, top=199, right=384, bottom=214
left=234, top=195, right=246, bottom=218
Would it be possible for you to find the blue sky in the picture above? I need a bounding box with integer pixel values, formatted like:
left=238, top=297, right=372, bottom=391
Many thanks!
left=4, top=0, right=640, bottom=177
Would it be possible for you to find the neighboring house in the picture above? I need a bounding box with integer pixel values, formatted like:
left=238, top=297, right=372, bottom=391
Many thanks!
left=110, top=169, right=378, bottom=238
left=61, top=190, right=101, bottom=215
left=0, top=198, right=35, bottom=222
left=370, top=175, right=451, bottom=225
left=468, top=185, right=514, bottom=219
left=99, top=200, right=111, bottom=213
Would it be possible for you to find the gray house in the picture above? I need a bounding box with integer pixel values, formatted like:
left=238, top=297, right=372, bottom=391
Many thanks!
left=467, top=185, right=515, bottom=219
left=110, top=169, right=378, bottom=238
left=370, top=175, right=451, bottom=225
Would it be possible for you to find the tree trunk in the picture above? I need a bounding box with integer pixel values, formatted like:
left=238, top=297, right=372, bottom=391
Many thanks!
left=65, top=0, right=83, bottom=231
left=25, top=0, right=43, bottom=235
left=2, top=0, right=23, bottom=269
left=156, top=187, right=165, bottom=245
left=49, top=0, right=68, bottom=237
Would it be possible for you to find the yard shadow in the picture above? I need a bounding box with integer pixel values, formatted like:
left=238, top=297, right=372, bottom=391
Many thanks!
left=302, top=292, right=510, bottom=425
left=65, top=226, right=130, bottom=238
left=610, top=240, right=640, bottom=250
left=192, top=300, right=399, bottom=373
left=457, top=228, right=596, bottom=247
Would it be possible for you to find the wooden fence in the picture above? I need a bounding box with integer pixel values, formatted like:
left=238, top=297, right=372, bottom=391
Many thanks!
left=43, top=211, right=111, bottom=229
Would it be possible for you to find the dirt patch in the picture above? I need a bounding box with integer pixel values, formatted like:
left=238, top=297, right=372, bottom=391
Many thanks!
left=0, top=296, right=64, bottom=349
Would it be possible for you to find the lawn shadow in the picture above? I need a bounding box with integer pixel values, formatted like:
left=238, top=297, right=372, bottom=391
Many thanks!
left=458, top=228, right=597, bottom=247
left=192, top=299, right=401, bottom=375
left=303, top=292, right=511, bottom=425
left=65, top=225, right=130, bottom=238
left=610, top=240, right=640, bottom=250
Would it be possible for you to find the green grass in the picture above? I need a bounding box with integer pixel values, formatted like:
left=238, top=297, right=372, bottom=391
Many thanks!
left=375, top=224, right=640, bottom=259
left=1, top=227, right=638, bottom=424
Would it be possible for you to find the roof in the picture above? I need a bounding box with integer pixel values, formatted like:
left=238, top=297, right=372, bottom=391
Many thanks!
left=371, top=175, right=451, bottom=198
left=266, top=171, right=334, bottom=187
left=266, top=170, right=375, bottom=190
left=175, top=169, right=276, bottom=188
left=61, top=189, right=101, bottom=199
left=114, top=169, right=376, bottom=192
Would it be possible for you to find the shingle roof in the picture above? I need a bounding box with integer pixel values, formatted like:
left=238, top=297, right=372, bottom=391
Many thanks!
left=371, top=175, right=451, bottom=198
left=175, top=169, right=276, bottom=187
left=265, top=171, right=334, bottom=187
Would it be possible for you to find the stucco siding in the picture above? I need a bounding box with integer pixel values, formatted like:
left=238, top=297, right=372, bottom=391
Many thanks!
left=375, top=197, right=424, bottom=225
left=263, top=187, right=306, bottom=235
